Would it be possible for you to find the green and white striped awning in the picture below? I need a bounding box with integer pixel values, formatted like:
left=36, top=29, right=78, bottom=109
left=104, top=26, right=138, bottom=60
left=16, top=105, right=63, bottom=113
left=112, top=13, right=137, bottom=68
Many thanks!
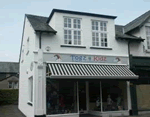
left=46, top=62, right=138, bottom=79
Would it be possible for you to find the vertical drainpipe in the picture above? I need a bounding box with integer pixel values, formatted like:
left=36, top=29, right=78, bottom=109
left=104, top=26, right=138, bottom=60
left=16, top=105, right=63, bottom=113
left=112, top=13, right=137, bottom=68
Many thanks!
left=39, top=32, right=42, bottom=49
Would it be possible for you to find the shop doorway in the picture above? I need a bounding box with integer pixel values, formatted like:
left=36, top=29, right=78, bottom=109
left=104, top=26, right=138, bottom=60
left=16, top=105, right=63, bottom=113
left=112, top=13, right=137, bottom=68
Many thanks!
left=78, top=81, right=87, bottom=113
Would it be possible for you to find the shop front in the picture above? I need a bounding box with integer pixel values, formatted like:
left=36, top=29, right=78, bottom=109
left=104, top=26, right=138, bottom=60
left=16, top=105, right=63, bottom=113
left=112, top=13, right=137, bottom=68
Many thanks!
left=45, top=53, right=138, bottom=117
left=130, top=55, right=150, bottom=115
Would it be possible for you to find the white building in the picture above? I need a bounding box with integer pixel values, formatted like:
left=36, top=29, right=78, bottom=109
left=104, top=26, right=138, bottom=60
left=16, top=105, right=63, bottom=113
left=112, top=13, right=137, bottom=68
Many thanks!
left=19, top=9, right=141, bottom=117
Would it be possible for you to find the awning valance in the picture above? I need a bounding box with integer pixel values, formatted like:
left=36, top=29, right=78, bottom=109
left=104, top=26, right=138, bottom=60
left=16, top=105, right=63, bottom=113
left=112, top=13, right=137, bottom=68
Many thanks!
left=47, top=62, right=138, bottom=79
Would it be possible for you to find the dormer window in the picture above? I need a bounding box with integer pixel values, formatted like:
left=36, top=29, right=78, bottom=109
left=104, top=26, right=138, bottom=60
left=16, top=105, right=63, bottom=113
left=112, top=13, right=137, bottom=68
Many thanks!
left=64, top=17, right=81, bottom=45
left=92, top=20, right=108, bottom=47
left=146, top=26, right=150, bottom=49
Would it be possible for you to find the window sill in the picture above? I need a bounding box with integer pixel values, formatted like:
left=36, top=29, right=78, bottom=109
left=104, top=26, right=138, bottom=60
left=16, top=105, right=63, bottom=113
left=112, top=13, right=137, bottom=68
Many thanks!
left=61, top=45, right=86, bottom=48
left=27, top=101, right=33, bottom=106
left=90, top=46, right=112, bottom=50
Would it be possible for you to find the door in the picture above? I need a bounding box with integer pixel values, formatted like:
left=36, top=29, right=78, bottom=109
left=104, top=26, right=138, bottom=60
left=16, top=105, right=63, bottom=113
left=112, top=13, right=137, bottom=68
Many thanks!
left=78, top=81, right=87, bottom=113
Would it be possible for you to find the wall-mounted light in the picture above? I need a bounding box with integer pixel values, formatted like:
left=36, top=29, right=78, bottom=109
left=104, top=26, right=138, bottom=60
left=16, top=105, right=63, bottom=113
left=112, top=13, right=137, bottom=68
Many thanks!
left=45, top=46, right=50, bottom=51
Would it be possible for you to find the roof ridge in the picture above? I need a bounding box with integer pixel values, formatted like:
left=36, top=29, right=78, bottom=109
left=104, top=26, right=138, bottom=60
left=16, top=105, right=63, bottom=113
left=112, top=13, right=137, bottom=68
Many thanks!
left=125, top=10, right=150, bottom=27
left=26, top=14, right=48, bottom=18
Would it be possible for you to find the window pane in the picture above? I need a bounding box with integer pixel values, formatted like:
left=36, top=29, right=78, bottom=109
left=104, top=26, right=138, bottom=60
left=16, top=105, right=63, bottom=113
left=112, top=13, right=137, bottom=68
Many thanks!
left=78, top=25, right=80, bottom=29
left=68, top=18, right=71, bottom=23
left=68, top=24, right=71, bottom=28
left=64, top=30, right=67, bottom=34
left=78, top=20, right=80, bottom=24
left=74, top=19, right=76, bottom=23
left=64, top=23, right=67, bottom=27
left=64, top=18, right=67, bottom=22
left=69, top=35, right=71, bottom=39
left=92, top=21, right=98, bottom=30
left=14, top=82, right=18, bottom=89
left=89, top=81, right=101, bottom=111
left=102, top=81, right=128, bottom=111
left=46, top=79, right=77, bottom=115
left=9, top=82, right=13, bottom=88
left=64, top=40, right=67, bottom=44
left=78, top=31, right=80, bottom=35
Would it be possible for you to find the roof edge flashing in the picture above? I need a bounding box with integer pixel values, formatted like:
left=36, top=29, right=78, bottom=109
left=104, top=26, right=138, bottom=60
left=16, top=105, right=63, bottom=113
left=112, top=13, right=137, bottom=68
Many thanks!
left=47, top=9, right=117, bottom=23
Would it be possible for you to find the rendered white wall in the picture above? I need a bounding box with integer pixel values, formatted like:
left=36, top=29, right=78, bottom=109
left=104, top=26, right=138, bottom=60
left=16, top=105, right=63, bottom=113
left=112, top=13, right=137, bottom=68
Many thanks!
left=19, top=17, right=36, bottom=117
left=37, top=12, right=129, bottom=57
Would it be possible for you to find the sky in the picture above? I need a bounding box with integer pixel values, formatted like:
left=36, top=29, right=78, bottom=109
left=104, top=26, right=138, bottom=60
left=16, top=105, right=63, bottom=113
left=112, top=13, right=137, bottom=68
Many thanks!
left=0, top=0, right=150, bottom=62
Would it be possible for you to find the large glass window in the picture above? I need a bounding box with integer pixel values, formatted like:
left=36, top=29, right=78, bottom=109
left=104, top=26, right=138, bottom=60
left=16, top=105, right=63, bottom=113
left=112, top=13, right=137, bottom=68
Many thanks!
left=46, top=79, right=77, bottom=115
left=92, top=21, right=108, bottom=47
left=89, top=81, right=101, bottom=111
left=101, top=81, right=128, bottom=111
left=64, top=17, right=81, bottom=45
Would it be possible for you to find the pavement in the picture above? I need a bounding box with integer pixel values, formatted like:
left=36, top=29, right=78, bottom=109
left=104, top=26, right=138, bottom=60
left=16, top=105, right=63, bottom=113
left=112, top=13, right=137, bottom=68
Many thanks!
left=0, top=105, right=150, bottom=117
left=0, top=104, right=25, bottom=117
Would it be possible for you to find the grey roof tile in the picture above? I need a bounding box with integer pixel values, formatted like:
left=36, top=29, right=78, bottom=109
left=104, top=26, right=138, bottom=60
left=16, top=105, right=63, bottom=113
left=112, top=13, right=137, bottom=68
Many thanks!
left=115, top=25, right=144, bottom=41
left=124, top=10, right=150, bottom=33
left=0, top=62, right=19, bottom=73
left=26, top=14, right=57, bottom=33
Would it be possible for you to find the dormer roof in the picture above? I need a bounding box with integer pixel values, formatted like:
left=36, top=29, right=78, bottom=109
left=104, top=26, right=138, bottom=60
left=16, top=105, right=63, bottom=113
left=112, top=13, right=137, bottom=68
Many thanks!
left=26, top=14, right=57, bottom=33
left=46, top=9, right=117, bottom=23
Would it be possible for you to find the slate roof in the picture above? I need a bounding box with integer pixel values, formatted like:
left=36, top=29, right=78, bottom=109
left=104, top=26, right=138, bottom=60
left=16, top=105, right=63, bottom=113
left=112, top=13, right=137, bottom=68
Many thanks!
left=124, top=10, right=150, bottom=33
left=26, top=14, right=57, bottom=33
left=0, top=62, right=19, bottom=73
left=115, top=25, right=144, bottom=41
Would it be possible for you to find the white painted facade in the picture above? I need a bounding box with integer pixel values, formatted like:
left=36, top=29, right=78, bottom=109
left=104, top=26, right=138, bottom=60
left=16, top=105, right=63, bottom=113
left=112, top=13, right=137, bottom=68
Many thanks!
left=19, top=17, right=36, bottom=117
left=130, top=18, right=150, bottom=56
left=19, top=11, right=132, bottom=117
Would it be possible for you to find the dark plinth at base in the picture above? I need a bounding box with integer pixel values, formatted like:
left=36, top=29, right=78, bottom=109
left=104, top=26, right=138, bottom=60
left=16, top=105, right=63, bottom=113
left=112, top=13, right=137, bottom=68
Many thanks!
left=35, top=115, right=46, bottom=117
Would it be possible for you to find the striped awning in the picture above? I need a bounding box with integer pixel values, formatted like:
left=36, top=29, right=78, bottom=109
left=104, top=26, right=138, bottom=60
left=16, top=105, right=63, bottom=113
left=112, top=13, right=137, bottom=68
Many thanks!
left=47, top=62, right=138, bottom=79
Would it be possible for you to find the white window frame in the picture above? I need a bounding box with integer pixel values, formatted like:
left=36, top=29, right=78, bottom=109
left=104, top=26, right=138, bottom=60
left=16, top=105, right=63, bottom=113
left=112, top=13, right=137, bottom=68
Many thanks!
left=146, top=26, right=150, bottom=50
left=8, top=81, right=18, bottom=89
left=64, top=17, right=82, bottom=45
left=26, top=37, right=29, bottom=55
left=28, top=77, right=33, bottom=103
left=91, top=20, right=108, bottom=47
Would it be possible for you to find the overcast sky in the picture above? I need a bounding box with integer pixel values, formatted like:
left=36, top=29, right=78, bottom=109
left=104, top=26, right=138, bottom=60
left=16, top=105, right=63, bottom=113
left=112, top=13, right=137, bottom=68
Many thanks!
left=0, top=0, right=150, bottom=62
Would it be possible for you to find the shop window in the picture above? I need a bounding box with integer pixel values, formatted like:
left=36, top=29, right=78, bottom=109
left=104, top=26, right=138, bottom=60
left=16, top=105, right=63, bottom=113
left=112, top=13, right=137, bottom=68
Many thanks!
left=28, top=77, right=33, bottom=103
left=46, top=79, right=77, bottom=115
left=101, top=81, right=128, bottom=111
left=89, top=81, right=101, bottom=111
